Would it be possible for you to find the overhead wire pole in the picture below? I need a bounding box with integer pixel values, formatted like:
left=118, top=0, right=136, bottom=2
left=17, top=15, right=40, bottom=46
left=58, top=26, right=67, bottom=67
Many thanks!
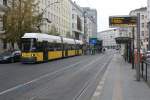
left=83, top=11, right=88, bottom=55
left=136, top=13, right=141, bottom=81
left=132, top=27, right=135, bottom=69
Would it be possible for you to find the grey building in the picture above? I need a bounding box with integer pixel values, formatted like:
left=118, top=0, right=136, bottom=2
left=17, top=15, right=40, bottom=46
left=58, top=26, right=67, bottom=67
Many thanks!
left=98, top=28, right=119, bottom=49
left=129, top=7, right=148, bottom=51
left=147, top=0, right=150, bottom=50
left=70, top=1, right=84, bottom=40
left=82, top=7, right=97, bottom=39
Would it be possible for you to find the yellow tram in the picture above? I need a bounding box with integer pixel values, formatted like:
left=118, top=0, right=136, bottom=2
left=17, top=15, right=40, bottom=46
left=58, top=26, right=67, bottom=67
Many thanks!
left=21, top=33, right=83, bottom=63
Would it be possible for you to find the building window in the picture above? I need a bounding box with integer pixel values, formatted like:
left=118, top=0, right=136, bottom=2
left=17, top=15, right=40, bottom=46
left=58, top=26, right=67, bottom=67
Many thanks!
left=142, top=15, right=144, bottom=19
left=72, top=14, right=74, bottom=19
left=141, top=31, right=144, bottom=36
left=3, top=39, right=7, bottom=49
left=3, top=0, right=7, bottom=6
left=142, top=23, right=144, bottom=28
left=141, top=42, right=143, bottom=46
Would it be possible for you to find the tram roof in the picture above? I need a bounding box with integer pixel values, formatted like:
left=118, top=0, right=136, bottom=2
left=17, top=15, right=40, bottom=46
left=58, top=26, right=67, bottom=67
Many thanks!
left=22, top=33, right=82, bottom=44
left=75, top=40, right=83, bottom=45
left=63, top=38, right=75, bottom=44
left=22, top=33, right=62, bottom=43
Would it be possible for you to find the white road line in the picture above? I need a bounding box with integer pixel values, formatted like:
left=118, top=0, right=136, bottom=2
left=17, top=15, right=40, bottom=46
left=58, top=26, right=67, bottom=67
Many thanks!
left=93, top=92, right=100, bottom=96
left=0, top=55, right=102, bottom=96
left=91, top=56, right=112, bottom=100
left=74, top=56, right=111, bottom=100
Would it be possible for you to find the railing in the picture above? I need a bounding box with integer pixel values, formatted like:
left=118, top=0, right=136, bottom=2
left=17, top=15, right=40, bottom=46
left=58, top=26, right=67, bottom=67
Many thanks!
left=141, top=59, right=150, bottom=81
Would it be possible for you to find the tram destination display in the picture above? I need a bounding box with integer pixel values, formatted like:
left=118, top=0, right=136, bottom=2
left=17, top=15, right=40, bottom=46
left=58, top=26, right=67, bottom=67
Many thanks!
left=109, top=16, right=137, bottom=27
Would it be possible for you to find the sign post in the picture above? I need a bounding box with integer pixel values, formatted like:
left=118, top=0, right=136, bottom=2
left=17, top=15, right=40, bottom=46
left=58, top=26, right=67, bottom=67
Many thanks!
left=136, top=13, right=141, bottom=81
left=132, top=27, right=135, bottom=69
left=109, top=15, right=140, bottom=81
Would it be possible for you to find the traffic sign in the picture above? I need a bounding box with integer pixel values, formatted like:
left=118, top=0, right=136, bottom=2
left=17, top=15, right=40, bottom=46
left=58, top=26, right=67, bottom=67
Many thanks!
left=89, top=38, right=97, bottom=45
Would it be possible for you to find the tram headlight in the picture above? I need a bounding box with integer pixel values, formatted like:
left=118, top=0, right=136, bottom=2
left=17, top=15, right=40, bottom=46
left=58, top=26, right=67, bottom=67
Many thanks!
left=31, top=54, right=35, bottom=57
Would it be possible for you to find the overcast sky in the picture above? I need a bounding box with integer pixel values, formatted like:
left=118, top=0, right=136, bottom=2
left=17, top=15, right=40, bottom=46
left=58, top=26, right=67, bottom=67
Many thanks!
left=73, top=0, right=147, bottom=32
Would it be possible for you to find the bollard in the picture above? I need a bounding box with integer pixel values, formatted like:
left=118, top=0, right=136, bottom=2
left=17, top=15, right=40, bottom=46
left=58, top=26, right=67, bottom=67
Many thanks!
left=141, top=62, right=144, bottom=77
left=146, top=63, right=147, bottom=81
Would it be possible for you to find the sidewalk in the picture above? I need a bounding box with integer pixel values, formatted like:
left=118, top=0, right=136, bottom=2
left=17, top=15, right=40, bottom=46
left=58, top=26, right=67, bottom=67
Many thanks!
left=91, top=53, right=150, bottom=100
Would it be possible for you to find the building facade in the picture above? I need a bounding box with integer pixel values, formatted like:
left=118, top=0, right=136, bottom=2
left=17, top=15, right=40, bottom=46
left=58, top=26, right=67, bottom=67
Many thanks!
left=130, top=7, right=148, bottom=51
left=98, top=28, right=119, bottom=49
left=148, top=0, right=150, bottom=21
left=38, top=0, right=72, bottom=37
left=70, top=1, right=84, bottom=40
left=82, top=7, right=97, bottom=43
left=0, top=0, right=7, bottom=52
left=147, top=0, right=150, bottom=49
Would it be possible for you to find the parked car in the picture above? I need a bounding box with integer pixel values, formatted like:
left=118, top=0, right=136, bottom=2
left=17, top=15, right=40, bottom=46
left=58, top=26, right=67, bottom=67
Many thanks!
left=143, top=51, right=150, bottom=60
left=0, top=50, right=21, bottom=63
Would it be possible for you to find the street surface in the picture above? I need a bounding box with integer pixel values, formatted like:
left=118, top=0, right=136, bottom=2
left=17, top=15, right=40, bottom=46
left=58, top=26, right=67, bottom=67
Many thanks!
left=91, top=53, right=150, bottom=100
left=0, top=50, right=115, bottom=100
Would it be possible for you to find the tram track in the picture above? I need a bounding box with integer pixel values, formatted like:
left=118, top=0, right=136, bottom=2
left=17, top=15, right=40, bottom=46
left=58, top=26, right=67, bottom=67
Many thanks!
left=73, top=54, right=113, bottom=100
left=0, top=54, right=105, bottom=96
left=0, top=51, right=115, bottom=100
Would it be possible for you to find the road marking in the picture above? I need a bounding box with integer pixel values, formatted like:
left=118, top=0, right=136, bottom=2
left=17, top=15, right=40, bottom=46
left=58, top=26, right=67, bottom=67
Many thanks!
left=75, top=56, right=113, bottom=100
left=29, top=97, right=35, bottom=100
left=91, top=56, right=112, bottom=100
left=112, top=60, right=123, bottom=100
left=0, top=55, right=104, bottom=96
left=97, top=85, right=103, bottom=90
left=93, top=91, right=100, bottom=96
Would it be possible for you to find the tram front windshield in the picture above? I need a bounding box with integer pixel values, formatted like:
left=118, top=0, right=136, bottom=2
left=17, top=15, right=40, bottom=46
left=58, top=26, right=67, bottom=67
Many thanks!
left=21, top=38, right=36, bottom=52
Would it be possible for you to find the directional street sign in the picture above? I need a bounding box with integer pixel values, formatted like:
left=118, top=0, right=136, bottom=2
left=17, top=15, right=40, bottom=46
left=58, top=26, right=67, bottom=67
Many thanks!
left=89, top=38, right=97, bottom=45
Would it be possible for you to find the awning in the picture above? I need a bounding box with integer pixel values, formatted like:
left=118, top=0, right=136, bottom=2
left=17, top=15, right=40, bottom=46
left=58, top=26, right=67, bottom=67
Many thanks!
left=115, top=37, right=132, bottom=44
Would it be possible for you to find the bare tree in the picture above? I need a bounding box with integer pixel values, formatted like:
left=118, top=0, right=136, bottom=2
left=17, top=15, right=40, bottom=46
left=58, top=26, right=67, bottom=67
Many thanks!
left=3, top=0, right=41, bottom=48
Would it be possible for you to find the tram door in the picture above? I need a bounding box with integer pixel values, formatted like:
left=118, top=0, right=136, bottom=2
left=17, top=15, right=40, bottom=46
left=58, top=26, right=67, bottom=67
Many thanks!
left=61, top=37, right=64, bottom=58
left=77, top=45, right=79, bottom=55
left=64, top=43, right=68, bottom=57
left=43, top=41, right=48, bottom=61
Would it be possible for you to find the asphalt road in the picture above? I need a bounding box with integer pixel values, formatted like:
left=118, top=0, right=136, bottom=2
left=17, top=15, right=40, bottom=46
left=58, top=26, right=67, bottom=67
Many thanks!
left=0, top=50, right=115, bottom=100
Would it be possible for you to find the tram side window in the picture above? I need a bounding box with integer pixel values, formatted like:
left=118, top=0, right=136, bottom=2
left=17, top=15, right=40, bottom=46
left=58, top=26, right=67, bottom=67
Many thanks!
left=36, top=42, right=43, bottom=51
left=64, top=43, right=69, bottom=50
left=79, top=45, right=83, bottom=49
left=67, top=44, right=70, bottom=50
left=47, top=43, right=62, bottom=51
left=70, top=44, right=72, bottom=50
left=71, top=44, right=75, bottom=50
left=48, top=43, right=54, bottom=51
left=68, top=44, right=71, bottom=50
left=56, top=44, right=62, bottom=51
left=76, top=44, right=79, bottom=50
left=70, top=44, right=73, bottom=50
left=54, top=43, right=62, bottom=51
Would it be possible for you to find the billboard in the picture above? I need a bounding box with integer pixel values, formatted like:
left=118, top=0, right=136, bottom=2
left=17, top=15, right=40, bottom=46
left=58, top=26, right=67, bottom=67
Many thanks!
left=109, top=16, right=137, bottom=27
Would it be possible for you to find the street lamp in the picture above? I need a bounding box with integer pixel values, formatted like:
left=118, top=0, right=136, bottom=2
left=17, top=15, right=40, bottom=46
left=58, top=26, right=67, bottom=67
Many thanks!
left=41, top=1, right=60, bottom=15
left=37, top=1, right=60, bottom=32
